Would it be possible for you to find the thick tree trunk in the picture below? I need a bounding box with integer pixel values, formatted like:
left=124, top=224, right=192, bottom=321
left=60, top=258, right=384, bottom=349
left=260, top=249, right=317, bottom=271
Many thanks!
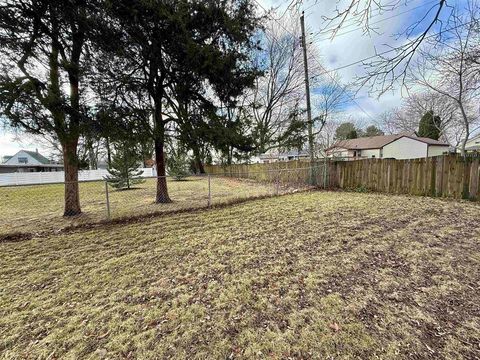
left=193, top=146, right=205, bottom=174
left=62, top=140, right=81, bottom=216
left=106, top=137, right=112, bottom=168
left=155, top=137, right=171, bottom=203
left=196, top=158, right=205, bottom=174
left=459, top=101, right=470, bottom=158
left=152, top=89, right=171, bottom=203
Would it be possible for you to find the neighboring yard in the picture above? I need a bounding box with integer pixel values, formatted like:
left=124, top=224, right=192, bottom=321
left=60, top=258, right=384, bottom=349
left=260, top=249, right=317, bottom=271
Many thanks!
left=0, top=177, right=273, bottom=236
left=1, top=191, right=479, bottom=359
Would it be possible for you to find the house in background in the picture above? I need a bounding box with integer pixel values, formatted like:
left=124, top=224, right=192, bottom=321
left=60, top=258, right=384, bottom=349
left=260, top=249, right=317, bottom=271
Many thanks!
left=0, top=149, right=63, bottom=173
left=326, top=133, right=450, bottom=160
left=464, top=134, right=480, bottom=152
left=259, top=150, right=309, bottom=164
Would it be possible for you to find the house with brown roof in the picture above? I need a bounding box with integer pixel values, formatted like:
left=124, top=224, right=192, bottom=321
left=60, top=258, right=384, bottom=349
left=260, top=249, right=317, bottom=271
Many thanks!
left=326, top=133, right=450, bottom=160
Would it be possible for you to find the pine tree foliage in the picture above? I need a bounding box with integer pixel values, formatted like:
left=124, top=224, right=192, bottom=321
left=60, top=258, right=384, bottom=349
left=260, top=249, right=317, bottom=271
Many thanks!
left=167, top=147, right=191, bottom=181
left=105, top=143, right=145, bottom=190
left=418, top=110, right=441, bottom=140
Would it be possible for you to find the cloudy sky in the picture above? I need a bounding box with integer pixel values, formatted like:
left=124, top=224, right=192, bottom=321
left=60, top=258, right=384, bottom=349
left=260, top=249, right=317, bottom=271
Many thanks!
left=259, top=0, right=465, bottom=123
left=0, top=0, right=466, bottom=159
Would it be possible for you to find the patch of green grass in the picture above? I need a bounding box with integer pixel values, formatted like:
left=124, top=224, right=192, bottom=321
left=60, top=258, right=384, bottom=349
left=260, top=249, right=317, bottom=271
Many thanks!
left=1, top=191, right=479, bottom=358
left=0, top=177, right=273, bottom=236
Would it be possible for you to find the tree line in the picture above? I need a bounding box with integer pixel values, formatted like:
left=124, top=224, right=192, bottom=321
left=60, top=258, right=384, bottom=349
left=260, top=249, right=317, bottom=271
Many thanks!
left=0, top=0, right=479, bottom=216
left=0, top=0, right=331, bottom=215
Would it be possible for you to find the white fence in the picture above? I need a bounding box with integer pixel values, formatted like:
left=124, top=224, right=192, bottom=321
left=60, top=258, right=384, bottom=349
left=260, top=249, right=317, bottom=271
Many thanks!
left=0, top=167, right=155, bottom=186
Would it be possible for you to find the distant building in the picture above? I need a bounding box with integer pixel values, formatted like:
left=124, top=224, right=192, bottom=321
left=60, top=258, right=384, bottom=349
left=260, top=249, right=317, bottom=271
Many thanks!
left=326, top=133, right=450, bottom=160
left=259, top=150, right=310, bottom=164
left=1, top=155, right=12, bottom=163
left=464, top=134, right=480, bottom=152
left=0, top=149, right=64, bottom=173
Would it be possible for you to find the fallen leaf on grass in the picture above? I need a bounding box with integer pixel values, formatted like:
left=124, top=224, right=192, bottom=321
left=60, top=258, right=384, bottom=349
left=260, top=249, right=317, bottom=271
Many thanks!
left=329, top=322, right=340, bottom=332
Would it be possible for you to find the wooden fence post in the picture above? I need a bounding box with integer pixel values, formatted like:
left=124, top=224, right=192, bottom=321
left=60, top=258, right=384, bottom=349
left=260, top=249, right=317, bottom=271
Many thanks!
left=469, top=158, right=479, bottom=200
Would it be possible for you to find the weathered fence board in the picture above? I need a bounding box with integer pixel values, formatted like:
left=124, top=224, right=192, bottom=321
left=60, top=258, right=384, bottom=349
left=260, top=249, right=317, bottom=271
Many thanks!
left=205, top=154, right=480, bottom=201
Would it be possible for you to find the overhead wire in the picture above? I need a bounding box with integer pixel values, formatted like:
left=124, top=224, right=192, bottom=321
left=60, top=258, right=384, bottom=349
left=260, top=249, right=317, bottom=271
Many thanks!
left=252, top=0, right=376, bottom=120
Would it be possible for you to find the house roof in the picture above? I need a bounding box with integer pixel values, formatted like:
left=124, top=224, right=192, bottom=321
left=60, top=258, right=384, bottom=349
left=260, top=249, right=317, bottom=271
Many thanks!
left=0, top=164, right=63, bottom=168
left=468, top=133, right=480, bottom=141
left=20, top=150, right=51, bottom=164
left=260, top=150, right=309, bottom=159
left=412, top=136, right=450, bottom=146
left=2, top=155, right=12, bottom=164
left=328, top=133, right=449, bottom=151
left=329, top=133, right=410, bottom=150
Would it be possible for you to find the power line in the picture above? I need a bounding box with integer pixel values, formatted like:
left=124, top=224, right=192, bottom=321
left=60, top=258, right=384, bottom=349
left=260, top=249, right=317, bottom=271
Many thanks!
left=252, top=0, right=376, bottom=121
left=310, top=0, right=427, bottom=38
left=312, top=0, right=439, bottom=43
left=310, top=19, right=476, bottom=79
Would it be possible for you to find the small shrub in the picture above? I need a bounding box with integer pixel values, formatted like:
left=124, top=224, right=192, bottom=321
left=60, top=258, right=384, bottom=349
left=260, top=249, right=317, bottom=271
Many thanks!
left=167, top=150, right=191, bottom=181
left=354, top=185, right=369, bottom=193
left=105, top=143, right=145, bottom=190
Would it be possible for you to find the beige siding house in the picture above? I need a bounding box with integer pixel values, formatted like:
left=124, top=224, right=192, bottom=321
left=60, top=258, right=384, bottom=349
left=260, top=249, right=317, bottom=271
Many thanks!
left=465, top=134, right=480, bottom=152
left=326, top=133, right=450, bottom=160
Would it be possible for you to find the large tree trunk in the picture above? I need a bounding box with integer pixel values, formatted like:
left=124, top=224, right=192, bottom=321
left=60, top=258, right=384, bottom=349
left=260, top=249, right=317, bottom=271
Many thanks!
left=155, top=137, right=171, bottom=203
left=193, top=146, right=205, bottom=174
left=62, top=140, right=81, bottom=216
left=459, top=101, right=470, bottom=158
left=106, top=137, right=112, bottom=168
left=153, top=95, right=171, bottom=203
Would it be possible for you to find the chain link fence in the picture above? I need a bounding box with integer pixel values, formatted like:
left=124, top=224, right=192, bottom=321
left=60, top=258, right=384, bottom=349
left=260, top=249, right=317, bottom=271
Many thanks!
left=0, top=165, right=329, bottom=237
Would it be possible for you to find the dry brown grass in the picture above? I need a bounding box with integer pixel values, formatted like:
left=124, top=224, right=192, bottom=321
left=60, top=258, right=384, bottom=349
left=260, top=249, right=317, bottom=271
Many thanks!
left=1, top=191, right=479, bottom=359
left=0, top=177, right=273, bottom=236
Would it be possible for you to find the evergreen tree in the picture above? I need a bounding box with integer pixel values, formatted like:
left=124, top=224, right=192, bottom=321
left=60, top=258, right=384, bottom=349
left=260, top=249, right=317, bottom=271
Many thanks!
left=363, top=125, right=384, bottom=137
left=418, top=110, right=441, bottom=140
left=0, top=0, right=103, bottom=216
left=105, top=143, right=145, bottom=190
left=335, top=122, right=358, bottom=140
left=101, top=0, right=260, bottom=203
left=167, top=146, right=191, bottom=181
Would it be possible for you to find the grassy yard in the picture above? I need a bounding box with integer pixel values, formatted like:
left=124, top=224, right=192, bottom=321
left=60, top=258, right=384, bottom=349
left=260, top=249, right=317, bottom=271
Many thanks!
left=1, top=191, right=479, bottom=359
left=0, top=177, right=273, bottom=236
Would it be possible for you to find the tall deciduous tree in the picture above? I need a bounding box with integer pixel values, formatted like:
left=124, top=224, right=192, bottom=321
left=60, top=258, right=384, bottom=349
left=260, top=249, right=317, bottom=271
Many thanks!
left=0, top=0, right=100, bottom=216
left=249, top=15, right=320, bottom=154
left=411, top=6, right=480, bottom=155
left=377, top=92, right=464, bottom=145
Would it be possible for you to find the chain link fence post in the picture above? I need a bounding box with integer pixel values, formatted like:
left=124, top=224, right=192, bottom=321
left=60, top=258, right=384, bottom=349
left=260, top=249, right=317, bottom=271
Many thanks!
left=105, top=180, right=111, bottom=219
left=323, top=157, right=328, bottom=189
left=207, top=175, right=211, bottom=207
left=275, top=169, right=280, bottom=195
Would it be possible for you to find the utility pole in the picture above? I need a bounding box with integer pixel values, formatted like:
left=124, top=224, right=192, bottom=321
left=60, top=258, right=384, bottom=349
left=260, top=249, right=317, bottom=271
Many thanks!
left=300, top=12, right=316, bottom=185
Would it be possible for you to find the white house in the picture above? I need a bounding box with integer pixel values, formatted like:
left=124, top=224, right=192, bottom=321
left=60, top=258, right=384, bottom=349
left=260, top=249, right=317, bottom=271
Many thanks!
left=326, top=133, right=450, bottom=160
left=0, top=149, right=63, bottom=173
left=259, top=150, right=310, bottom=163
left=464, top=134, right=480, bottom=152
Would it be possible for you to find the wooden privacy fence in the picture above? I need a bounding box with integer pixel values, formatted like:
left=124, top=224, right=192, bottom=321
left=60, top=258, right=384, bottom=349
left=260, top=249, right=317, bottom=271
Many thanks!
left=204, top=160, right=331, bottom=188
left=205, top=154, right=480, bottom=201
left=332, top=155, right=480, bottom=200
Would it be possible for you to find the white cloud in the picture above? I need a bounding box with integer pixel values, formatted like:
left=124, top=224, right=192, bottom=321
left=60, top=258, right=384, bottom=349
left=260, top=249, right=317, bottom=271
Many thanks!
left=0, top=129, right=52, bottom=159
left=257, top=0, right=440, bottom=126
left=0, top=0, right=440, bottom=152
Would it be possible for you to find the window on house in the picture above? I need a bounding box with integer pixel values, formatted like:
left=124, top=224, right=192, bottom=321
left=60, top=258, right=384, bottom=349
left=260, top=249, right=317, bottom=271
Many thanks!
left=18, top=157, right=28, bottom=164
left=372, top=155, right=376, bottom=158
